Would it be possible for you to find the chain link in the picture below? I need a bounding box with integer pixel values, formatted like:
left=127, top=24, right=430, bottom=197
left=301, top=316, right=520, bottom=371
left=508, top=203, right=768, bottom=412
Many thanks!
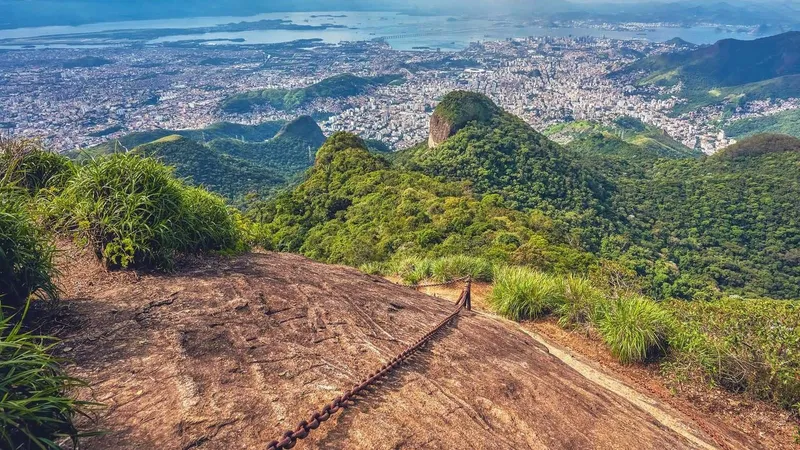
left=265, top=278, right=471, bottom=450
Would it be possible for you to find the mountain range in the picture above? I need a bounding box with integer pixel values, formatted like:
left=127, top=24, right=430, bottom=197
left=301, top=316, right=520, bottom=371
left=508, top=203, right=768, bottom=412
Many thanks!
left=624, top=31, right=800, bottom=112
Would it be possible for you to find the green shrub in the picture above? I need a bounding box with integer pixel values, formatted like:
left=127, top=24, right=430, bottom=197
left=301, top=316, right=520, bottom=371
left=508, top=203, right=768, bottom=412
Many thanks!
left=0, top=191, right=58, bottom=311
left=429, top=255, right=494, bottom=282
left=666, top=297, right=800, bottom=412
left=0, top=309, right=89, bottom=449
left=50, top=153, right=241, bottom=269
left=555, top=275, right=602, bottom=328
left=395, top=257, right=434, bottom=285
left=178, top=187, right=241, bottom=254
left=597, top=295, right=671, bottom=364
left=359, top=261, right=394, bottom=276
left=489, top=266, right=560, bottom=320
left=0, top=138, right=74, bottom=195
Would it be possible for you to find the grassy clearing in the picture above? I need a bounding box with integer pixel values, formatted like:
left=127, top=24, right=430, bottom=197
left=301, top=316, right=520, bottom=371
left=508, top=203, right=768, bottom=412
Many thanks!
left=49, top=153, right=242, bottom=269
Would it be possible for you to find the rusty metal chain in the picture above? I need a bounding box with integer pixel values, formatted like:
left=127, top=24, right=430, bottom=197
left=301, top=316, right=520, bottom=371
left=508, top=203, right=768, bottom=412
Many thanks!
left=265, top=278, right=471, bottom=450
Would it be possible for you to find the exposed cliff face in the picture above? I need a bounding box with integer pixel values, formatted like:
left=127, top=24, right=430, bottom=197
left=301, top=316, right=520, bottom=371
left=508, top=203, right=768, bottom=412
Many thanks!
left=428, top=111, right=454, bottom=148
left=427, top=90, right=502, bottom=148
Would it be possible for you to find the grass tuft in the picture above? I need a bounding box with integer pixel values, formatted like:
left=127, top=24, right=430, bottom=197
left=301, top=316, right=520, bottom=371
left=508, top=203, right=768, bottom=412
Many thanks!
left=488, top=266, right=561, bottom=321
left=429, top=255, right=494, bottom=282
left=596, top=295, right=671, bottom=364
left=555, top=275, right=602, bottom=329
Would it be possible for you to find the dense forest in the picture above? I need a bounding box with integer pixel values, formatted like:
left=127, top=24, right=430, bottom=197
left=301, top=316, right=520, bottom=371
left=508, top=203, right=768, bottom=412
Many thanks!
left=251, top=92, right=800, bottom=301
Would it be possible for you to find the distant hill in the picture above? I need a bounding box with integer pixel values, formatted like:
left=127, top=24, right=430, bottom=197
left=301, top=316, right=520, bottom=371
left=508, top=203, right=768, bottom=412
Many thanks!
left=545, top=116, right=702, bottom=159
left=273, top=115, right=326, bottom=142
left=207, top=116, right=326, bottom=175
left=624, top=32, right=800, bottom=111
left=724, top=109, right=800, bottom=140
left=221, top=73, right=404, bottom=113
left=70, top=117, right=326, bottom=200
left=76, top=121, right=286, bottom=161
left=714, top=133, right=800, bottom=159
left=397, top=91, right=617, bottom=250
left=132, top=135, right=285, bottom=200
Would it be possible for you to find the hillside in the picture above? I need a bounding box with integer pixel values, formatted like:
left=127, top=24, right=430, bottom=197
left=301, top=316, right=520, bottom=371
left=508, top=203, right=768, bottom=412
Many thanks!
left=251, top=132, right=592, bottom=271
left=54, top=250, right=760, bottom=450
left=606, top=133, right=800, bottom=299
left=77, top=120, right=287, bottom=160
left=397, top=92, right=616, bottom=249
left=221, top=74, right=404, bottom=113
left=546, top=116, right=702, bottom=159
left=132, top=135, right=285, bottom=200
left=724, top=108, right=800, bottom=139
left=249, top=93, right=800, bottom=300
left=625, top=32, right=800, bottom=111
left=208, top=116, right=327, bottom=176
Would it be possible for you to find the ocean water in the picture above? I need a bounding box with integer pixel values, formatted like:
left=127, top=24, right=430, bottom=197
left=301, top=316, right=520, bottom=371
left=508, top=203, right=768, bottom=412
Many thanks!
left=0, top=11, right=758, bottom=50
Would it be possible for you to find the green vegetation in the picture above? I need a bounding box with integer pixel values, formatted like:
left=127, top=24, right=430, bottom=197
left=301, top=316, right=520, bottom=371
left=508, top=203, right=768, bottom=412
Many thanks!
left=725, top=109, right=800, bottom=140
left=1, top=139, right=75, bottom=195
left=625, top=32, right=800, bottom=112
left=133, top=135, right=285, bottom=200
left=546, top=116, right=701, bottom=159
left=71, top=117, right=325, bottom=202
left=0, top=193, right=58, bottom=311
left=249, top=132, right=593, bottom=272
left=597, top=295, right=670, bottom=363
left=221, top=74, right=404, bottom=113
left=607, top=134, right=800, bottom=300
left=376, top=255, right=495, bottom=285
left=0, top=309, right=89, bottom=449
left=431, top=90, right=502, bottom=131
left=489, top=267, right=561, bottom=321
left=76, top=120, right=287, bottom=160
left=50, top=153, right=242, bottom=269
left=666, top=297, right=800, bottom=411
left=397, top=101, right=616, bottom=251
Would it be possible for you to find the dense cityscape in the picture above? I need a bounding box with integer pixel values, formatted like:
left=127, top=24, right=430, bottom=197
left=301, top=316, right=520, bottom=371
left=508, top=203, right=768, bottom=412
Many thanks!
left=1, top=32, right=798, bottom=153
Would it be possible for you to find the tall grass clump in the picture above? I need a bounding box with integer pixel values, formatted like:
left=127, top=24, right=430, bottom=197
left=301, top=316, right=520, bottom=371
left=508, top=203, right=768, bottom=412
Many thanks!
left=430, top=255, right=494, bottom=282
left=489, top=266, right=561, bottom=321
left=0, top=308, right=89, bottom=449
left=395, top=256, right=434, bottom=285
left=50, top=153, right=241, bottom=269
left=0, top=191, right=58, bottom=311
left=596, top=295, right=671, bottom=364
left=0, top=137, right=75, bottom=195
left=555, top=275, right=602, bottom=329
